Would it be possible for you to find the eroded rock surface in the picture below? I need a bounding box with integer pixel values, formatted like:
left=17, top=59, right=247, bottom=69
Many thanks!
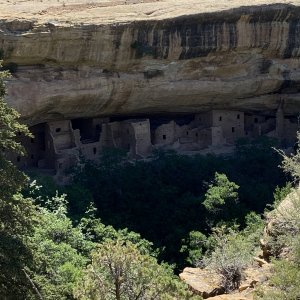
left=179, top=267, right=224, bottom=298
left=180, top=263, right=272, bottom=299
left=0, top=1, right=300, bottom=125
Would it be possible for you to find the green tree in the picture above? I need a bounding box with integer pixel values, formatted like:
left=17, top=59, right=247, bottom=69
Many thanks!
left=74, top=239, right=200, bottom=300
left=27, top=193, right=89, bottom=300
left=203, top=172, right=239, bottom=216
left=0, top=62, right=36, bottom=298
left=180, top=231, right=216, bottom=266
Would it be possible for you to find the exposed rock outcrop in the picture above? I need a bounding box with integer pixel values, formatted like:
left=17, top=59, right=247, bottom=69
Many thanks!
left=179, top=267, right=224, bottom=298
left=180, top=263, right=272, bottom=299
left=0, top=1, right=300, bottom=125
left=261, top=186, right=300, bottom=259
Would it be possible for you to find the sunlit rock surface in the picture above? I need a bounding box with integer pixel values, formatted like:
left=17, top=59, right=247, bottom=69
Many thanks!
left=0, top=1, right=300, bottom=125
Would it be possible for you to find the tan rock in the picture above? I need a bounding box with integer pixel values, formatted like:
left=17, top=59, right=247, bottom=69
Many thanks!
left=179, top=267, right=224, bottom=298
left=238, top=284, right=251, bottom=292
left=253, top=257, right=269, bottom=267
left=207, top=293, right=253, bottom=300
left=0, top=3, right=298, bottom=125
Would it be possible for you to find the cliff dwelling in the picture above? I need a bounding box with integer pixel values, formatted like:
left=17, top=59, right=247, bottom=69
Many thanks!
left=8, top=106, right=299, bottom=183
left=1, top=1, right=300, bottom=182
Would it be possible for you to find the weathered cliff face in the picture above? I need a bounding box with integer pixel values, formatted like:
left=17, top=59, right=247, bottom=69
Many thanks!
left=1, top=2, right=300, bottom=125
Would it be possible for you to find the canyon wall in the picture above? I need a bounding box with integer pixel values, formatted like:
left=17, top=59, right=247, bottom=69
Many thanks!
left=1, top=2, right=300, bottom=125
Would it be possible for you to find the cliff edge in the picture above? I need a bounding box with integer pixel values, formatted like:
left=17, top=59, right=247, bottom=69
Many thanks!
left=0, top=1, right=300, bottom=124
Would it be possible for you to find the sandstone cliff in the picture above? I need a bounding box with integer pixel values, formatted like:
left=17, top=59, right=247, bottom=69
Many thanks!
left=1, top=0, right=300, bottom=125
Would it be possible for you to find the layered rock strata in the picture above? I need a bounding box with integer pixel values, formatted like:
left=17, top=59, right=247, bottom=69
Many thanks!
left=0, top=2, right=300, bottom=125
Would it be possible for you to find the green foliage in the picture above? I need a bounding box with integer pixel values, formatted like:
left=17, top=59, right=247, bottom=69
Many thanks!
left=74, top=239, right=201, bottom=300
left=180, top=231, right=215, bottom=266
left=260, top=237, right=300, bottom=300
left=203, top=226, right=254, bottom=292
left=263, top=259, right=300, bottom=300
left=0, top=62, right=36, bottom=298
left=278, top=132, right=300, bottom=182
left=203, top=172, right=239, bottom=214
left=266, top=188, right=300, bottom=257
left=78, top=203, right=155, bottom=256
left=258, top=133, right=300, bottom=299
left=35, top=137, right=284, bottom=269
left=242, top=211, right=264, bottom=246
left=27, top=193, right=89, bottom=300
left=24, top=185, right=160, bottom=299
left=272, top=182, right=292, bottom=209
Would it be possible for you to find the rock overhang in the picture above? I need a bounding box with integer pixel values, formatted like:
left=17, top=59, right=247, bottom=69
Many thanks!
left=0, top=1, right=300, bottom=125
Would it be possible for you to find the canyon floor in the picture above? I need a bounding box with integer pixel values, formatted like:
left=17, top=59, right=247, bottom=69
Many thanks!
left=1, top=0, right=299, bottom=24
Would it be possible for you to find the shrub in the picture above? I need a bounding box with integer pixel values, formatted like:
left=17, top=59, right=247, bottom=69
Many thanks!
left=74, top=239, right=201, bottom=300
left=204, top=226, right=253, bottom=292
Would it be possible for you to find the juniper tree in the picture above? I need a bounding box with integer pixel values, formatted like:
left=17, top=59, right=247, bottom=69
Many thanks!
left=0, top=62, right=36, bottom=298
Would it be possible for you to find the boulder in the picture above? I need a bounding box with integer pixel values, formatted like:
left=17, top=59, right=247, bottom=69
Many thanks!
left=179, top=267, right=224, bottom=298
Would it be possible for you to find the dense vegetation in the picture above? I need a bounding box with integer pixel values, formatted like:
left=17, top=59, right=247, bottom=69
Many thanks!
left=31, top=137, right=287, bottom=269
left=1, top=60, right=298, bottom=299
left=0, top=65, right=199, bottom=299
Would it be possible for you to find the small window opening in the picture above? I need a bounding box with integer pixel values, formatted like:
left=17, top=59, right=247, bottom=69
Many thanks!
left=254, top=118, right=258, bottom=123
left=219, top=116, right=222, bottom=121
left=56, top=128, right=61, bottom=133
left=30, top=138, right=34, bottom=143
left=237, top=114, right=240, bottom=119
left=93, top=147, right=97, bottom=155
left=17, top=156, right=21, bottom=162
left=195, top=133, right=198, bottom=137
left=186, top=131, right=189, bottom=136
left=163, top=135, right=166, bottom=140
left=232, top=127, right=235, bottom=133
left=31, top=154, right=34, bottom=159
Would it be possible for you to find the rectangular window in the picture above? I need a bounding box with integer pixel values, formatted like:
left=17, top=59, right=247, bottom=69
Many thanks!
left=237, top=114, right=240, bottom=119
left=219, top=116, right=222, bottom=121
left=163, top=135, right=166, bottom=140
left=232, top=127, right=235, bottom=133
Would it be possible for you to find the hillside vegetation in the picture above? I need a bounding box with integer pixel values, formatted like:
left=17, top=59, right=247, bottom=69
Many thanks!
left=1, top=62, right=299, bottom=299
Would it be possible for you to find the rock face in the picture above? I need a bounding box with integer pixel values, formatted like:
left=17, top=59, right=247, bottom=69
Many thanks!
left=180, top=263, right=271, bottom=299
left=262, top=187, right=300, bottom=258
left=179, top=267, right=224, bottom=298
left=0, top=1, right=300, bottom=125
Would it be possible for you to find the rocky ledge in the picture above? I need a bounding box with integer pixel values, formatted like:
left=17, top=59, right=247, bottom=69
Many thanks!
left=0, top=1, right=300, bottom=125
